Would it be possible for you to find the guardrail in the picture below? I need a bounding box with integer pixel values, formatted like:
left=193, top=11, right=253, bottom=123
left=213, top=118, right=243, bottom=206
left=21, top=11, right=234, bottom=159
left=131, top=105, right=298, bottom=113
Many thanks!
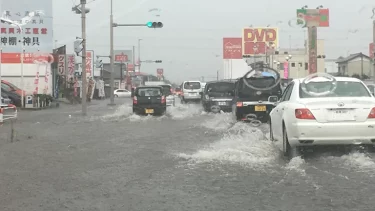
left=0, top=104, right=17, bottom=125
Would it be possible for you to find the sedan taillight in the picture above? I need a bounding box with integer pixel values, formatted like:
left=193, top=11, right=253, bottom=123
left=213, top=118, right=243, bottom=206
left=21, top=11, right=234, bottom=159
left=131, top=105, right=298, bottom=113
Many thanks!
left=295, top=108, right=315, bottom=119
left=133, top=96, right=137, bottom=104
left=368, top=107, right=375, bottom=118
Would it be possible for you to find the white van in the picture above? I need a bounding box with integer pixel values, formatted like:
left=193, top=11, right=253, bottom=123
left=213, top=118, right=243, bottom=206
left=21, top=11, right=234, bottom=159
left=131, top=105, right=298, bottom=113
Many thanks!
left=181, top=81, right=202, bottom=103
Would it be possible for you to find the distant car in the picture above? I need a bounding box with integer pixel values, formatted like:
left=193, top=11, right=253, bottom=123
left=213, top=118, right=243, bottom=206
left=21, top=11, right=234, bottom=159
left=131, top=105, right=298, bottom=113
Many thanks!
left=1, top=88, right=21, bottom=107
left=232, top=76, right=281, bottom=122
left=132, top=86, right=166, bottom=115
left=114, top=89, right=131, bottom=98
left=1, top=80, right=26, bottom=96
left=201, top=80, right=235, bottom=113
left=160, top=84, right=175, bottom=106
left=181, top=81, right=202, bottom=103
left=269, top=77, right=375, bottom=158
left=1, top=93, right=12, bottom=104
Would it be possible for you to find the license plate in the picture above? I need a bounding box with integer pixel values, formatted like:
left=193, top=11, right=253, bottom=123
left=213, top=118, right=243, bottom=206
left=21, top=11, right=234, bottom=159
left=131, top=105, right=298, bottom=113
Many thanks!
left=145, top=109, right=154, bottom=114
left=254, top=105, right=266, bottom=111
left=328, top=109, right=353, bottom=121
left=218, top=102, right=226, bottom=106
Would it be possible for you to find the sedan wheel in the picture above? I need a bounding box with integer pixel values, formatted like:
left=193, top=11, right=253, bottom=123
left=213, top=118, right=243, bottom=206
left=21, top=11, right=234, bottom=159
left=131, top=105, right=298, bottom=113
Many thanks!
left=283, top=126, right=300, bottom=159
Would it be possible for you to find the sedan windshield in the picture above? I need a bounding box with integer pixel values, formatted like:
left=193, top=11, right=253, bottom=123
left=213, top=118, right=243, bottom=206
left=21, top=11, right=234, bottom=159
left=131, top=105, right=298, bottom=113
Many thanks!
left=299, top=81, right=371, bottom=98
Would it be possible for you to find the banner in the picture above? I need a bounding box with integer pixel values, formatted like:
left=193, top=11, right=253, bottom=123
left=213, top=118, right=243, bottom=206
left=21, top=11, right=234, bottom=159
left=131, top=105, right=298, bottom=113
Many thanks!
left=67, top=54, right=75, bottom=79
left=58, top=55, right=65, bottom=75
left=242, top=27, right=278, bottom=56
left=86, top=50, right=94, bottom=77
left=283, top=61, right=289, bottom=79
left=370, top=43, right=374, bottom=59
left=223, top=38, right=242, bottom=59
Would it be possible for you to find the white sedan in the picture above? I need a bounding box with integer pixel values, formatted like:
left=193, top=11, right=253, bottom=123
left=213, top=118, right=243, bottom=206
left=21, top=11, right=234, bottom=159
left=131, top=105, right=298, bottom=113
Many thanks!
left=114, top=89, right=131, bottom=98
left=269, top=77, right=375, bottom=158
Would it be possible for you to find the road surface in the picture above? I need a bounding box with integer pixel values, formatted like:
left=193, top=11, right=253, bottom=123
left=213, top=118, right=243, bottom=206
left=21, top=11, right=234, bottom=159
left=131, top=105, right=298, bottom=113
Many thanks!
left=0, top=98, right=374, bottom=211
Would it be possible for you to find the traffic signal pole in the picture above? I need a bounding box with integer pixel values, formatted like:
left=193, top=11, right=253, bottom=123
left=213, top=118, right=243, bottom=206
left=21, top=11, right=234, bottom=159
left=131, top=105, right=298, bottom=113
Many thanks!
left=109, top=12, right=163, bottom=105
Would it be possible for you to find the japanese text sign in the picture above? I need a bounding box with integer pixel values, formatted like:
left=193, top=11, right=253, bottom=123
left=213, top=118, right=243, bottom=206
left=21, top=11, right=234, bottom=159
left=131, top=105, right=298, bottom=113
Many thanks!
left=127, top=64, right=134, bottom=71
left=85, top=50, right=94, bottom=77
left=58, top=55, right=65, bottom=75
left=67, top=54, right=75, bottom=77
left=0, top=0, right=53, bottom=53
left=242, top=28, right=278, bottom=56
left=114, top=50, right=133, bottom=63
left=223, top=38, right=242, bottom=59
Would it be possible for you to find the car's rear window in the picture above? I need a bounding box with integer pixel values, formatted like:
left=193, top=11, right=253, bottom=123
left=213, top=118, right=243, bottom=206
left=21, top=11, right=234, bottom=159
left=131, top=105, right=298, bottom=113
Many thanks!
left=136, top=87, right=162, bottom=96
left=206, top=82, right=234, bottom=93
left=299, top=81, right=371, bottom=98
left=184, top=82, right=201, bottom=89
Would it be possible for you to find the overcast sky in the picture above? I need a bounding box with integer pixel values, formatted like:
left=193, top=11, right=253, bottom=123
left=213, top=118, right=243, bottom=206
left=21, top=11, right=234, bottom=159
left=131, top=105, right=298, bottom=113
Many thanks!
left=53, top=0, right=375, bottom=83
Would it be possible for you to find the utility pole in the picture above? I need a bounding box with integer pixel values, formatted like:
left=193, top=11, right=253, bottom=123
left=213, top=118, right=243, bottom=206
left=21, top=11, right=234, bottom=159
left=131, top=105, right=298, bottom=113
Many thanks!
left=81, top=0, right=88, bottom=115
left=109, top=0, right=115, bottom=105
left=73, top=0, right=89, bottom=115
left=373, top=19, right=375, bottom=83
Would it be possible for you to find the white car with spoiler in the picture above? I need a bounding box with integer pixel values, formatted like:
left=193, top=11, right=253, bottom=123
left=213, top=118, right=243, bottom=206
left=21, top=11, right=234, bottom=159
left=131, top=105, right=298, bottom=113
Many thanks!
left=269, top=76, right=375, bottom=158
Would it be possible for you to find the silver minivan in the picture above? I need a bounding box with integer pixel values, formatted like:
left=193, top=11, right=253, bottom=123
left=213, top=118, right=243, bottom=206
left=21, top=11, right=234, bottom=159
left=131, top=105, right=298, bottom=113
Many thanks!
left=181, top=81, right=201, bottom=103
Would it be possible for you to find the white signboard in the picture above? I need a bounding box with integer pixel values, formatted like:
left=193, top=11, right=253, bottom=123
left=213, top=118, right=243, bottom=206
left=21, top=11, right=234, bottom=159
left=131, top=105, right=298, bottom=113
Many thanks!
left=0, top=0, right=53, bottom=54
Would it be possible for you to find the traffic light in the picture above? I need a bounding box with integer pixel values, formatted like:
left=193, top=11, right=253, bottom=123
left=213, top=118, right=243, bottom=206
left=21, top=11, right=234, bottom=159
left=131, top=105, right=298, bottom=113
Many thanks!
left=146, top=22, right=163, bottom=28
left=155, top=60, right=162, bottom=63
left=74, top=39, right=83, bottom=56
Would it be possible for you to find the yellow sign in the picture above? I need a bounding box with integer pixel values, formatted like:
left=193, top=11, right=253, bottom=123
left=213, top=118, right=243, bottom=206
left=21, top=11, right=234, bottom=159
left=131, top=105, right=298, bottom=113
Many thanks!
left=254, top=105, right=266, bottom=111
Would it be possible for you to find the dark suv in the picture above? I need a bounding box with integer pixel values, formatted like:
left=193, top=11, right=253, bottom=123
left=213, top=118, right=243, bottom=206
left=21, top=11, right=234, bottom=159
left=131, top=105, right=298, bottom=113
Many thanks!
left=132, top=86, right=166, bottom=115
left=201, top=80, right=235, bottom=113
left=232, top=76, right=281, bottom=122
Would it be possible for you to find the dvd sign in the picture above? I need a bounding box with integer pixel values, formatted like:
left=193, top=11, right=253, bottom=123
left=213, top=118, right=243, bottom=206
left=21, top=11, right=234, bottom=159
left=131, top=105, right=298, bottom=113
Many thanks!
left=242, top=27, right=278, bottom=56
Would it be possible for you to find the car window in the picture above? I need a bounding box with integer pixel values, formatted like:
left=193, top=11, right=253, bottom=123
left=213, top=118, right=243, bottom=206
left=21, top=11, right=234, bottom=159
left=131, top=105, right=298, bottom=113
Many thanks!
left=184, top=82, right=201, bottom=89
left=136, top=88, right=162, bottom=96
left=206, top=82, right=234, bottom=97
left=160, top=85, right=172, bottom=95
left=1, top=83, right=12, bottom=91
left=299, top=81, right=370, bottom=98
left=280, top=82, right=294, bottom=102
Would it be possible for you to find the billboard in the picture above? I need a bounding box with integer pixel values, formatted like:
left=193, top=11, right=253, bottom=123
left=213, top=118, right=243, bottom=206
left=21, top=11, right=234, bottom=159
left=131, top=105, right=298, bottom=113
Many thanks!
left=58, top=55, right=65, bottom=75
left=223, top=38, right=242, bottom=59
left=114, top=50, right=132, bottom=63
left=0, top=0, right=53, bottom=56
left=296, top=9, right=329, bottom=27
left=308, top=27, right=318, bottom=74
left=370, top=43, right=374, bottom=59
left=242, top=28, right=278, bottom=56
left=156, top=68, right=163, bottom=79
left=127, top=64, right=134, bottom=71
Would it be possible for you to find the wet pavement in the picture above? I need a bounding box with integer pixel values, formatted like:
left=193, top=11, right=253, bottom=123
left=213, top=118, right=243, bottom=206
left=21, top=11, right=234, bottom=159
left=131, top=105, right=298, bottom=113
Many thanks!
left=0, top=97, right=375, bottom=211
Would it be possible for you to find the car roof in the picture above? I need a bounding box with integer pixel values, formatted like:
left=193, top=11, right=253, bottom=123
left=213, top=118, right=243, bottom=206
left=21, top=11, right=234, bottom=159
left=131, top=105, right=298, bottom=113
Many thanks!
left=183, top=81, right=201, bottom=83
left=136, top=86, right=162, bottom=89
left=294, top=77, right=363, bottom=83
left=206, top=80, right=235, bottom=85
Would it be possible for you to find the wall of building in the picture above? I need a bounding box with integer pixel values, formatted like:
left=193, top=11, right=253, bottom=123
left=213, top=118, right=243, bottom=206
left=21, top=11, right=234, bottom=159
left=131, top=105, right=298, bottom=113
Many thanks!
left=324, top=59, right=338, bottom=73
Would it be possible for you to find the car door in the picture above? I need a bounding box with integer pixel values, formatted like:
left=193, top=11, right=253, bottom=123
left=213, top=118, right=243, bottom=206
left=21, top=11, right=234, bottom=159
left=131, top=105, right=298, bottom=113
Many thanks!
left=123, top=90, right=131, bottom=97
left=271, top=82, right=294, bottom=141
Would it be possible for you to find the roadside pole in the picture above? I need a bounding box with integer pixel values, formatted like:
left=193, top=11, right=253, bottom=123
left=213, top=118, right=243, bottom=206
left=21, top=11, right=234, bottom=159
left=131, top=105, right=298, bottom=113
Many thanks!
left=81, top=0, right=88, bottom=115
left=373, top=19, right=375, bottom=83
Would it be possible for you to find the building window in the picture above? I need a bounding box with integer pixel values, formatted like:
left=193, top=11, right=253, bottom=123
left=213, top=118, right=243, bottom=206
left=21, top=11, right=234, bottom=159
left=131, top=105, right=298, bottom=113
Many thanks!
left=291, top=62, right=295, bottom=67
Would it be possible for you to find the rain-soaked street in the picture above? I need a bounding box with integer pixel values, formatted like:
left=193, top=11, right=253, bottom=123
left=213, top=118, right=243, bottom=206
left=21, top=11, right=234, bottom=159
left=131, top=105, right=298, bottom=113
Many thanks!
left=1, top=98, right=375, bottom=211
